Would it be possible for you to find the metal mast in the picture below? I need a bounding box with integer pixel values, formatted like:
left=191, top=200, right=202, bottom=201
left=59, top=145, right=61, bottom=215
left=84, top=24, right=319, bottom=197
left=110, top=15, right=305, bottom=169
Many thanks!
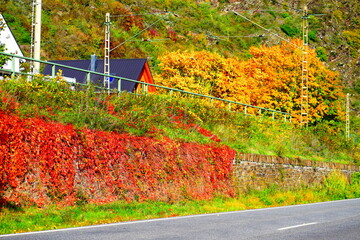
left=346, top=93, right=350, bottom=140
left=104, top=13, right=111, bottom=90
left=30, top=0, right=36, bottom=74
left=32, top=0, right=42, bottom=74
left=300, top=5, right=309, bottom=127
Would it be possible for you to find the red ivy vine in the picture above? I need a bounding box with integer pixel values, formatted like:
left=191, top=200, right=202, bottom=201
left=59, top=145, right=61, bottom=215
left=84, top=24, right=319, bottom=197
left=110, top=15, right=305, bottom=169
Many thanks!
left=0, top=111, right=235, bottom=207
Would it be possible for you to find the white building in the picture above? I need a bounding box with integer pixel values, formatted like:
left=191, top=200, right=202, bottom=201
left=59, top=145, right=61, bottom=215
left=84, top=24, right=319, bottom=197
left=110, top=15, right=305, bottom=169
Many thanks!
left=0, top=13, right=24, bottom=75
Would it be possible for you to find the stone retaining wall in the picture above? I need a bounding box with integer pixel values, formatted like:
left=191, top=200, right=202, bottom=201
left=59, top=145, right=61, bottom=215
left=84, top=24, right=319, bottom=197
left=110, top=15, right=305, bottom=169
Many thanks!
left=233, top=153, right=360, bottom=192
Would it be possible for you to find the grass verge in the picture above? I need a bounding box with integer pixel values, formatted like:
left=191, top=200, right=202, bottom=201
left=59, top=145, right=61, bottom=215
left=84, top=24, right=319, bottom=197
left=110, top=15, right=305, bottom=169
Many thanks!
left=1, top=172, right=359, bottom=235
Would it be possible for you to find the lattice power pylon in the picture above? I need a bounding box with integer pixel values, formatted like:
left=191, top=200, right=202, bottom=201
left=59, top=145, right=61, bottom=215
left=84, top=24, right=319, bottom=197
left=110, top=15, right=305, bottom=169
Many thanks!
left=30, top=0, right=42, bottom=75
left=300, top=5, right=309, bottom=127
left=30, top=0, right=35, bottom=74
left=104, top=13, right=111, bottom=90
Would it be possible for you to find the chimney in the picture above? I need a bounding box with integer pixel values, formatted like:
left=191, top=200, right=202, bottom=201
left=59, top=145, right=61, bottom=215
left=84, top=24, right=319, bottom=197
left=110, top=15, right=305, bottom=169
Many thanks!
left=90, top=54, right=97, bottom=72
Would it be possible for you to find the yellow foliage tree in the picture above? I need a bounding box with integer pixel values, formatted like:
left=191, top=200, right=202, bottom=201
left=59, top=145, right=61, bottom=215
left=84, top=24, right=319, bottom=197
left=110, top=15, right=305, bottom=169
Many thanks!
left=155, top=50, right=226, bottom=95
left=155, top=40, right=345, bottom=124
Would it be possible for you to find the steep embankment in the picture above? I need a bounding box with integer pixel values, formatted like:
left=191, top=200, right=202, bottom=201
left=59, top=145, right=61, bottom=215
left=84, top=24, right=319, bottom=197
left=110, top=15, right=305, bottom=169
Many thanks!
left=0, top=76, right=238, bottom=207
left=0, top=75, right=359, bottom=207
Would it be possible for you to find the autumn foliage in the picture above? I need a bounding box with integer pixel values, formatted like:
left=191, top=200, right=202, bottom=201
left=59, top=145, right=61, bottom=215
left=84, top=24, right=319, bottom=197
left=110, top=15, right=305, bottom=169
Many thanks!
left=155, top=39, right=345, bottom=124
left=0, top=110, right=235, bottom=207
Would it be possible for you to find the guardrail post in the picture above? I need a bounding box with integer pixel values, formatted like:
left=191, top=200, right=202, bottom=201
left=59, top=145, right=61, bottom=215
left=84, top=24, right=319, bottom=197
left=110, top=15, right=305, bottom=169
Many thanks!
left=86, top=72, right=90, bottom=85
left=51, top=64, right=56, bottom=77
left=244, top=106, right=247, bottom=115
left=272, top=112, right=275, bottom=120
left=118, top=78, right=122, bottom=95
left=11, top=56, right=15, bottom=77
left=228, top=102, right=231, bottom=111
left=144, top=83, right=148, bottom=95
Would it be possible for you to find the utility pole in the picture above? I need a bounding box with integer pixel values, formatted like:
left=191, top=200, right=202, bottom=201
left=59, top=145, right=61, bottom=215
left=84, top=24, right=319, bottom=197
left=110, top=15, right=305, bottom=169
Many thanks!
left=30, top=0, right=35, bottom=75
left=32, top=0, right=42, bottom=74
left=300, top=5, right=309, bottom=127
left=346, top=93, right=350, bottom=141
left=104, top=13, right=111, bottom=90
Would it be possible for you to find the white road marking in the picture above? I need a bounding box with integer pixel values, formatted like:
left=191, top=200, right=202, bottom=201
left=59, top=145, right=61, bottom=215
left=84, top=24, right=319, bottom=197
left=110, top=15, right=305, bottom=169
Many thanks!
left=278, top=222, right=318, bottom=231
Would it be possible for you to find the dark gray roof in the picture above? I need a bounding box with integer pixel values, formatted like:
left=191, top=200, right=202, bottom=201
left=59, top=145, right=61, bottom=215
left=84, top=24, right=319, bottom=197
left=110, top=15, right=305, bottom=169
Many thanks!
left=42, top=59, right=148, bottom=92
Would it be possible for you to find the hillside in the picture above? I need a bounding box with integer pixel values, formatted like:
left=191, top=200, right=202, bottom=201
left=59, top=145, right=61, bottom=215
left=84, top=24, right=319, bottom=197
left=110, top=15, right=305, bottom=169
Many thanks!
left=0, top=0, right=359, bottom=85
left=0, top=0, right=359, bottom=162
left=0, top=0, right=359, bottom=154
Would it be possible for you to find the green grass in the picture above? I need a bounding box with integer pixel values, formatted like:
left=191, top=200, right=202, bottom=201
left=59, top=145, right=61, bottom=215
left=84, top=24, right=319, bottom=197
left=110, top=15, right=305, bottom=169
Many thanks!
left=0, top=194, right=330, bottom=234
left=1, top=171, right=359, bottom=235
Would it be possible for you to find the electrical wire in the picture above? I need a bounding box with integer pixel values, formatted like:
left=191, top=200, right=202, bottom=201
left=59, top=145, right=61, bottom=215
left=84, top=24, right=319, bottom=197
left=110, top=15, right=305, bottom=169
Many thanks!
left=236, top=9, right=293, bottom=12
left=110, top=12, right=173, bottom=52
left=271, top=0, right=326, bottom=17
left=271, top=0, right=302, bottom=13
left=110, top=12, right=170, bottom=17
left=231, top=10, right=302, bottom=50
left=127, top=38, right=170, bottom=42
left=210, top=34, right=266, bottom=39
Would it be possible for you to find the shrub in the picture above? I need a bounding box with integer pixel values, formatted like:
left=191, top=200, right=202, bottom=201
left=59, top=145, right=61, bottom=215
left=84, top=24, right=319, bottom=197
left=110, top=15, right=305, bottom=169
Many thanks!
left=316, top=47, right=328, bottom=61
left=280, top=23, right=300, bottom=37
left=323, top=171, right=348, bottom=199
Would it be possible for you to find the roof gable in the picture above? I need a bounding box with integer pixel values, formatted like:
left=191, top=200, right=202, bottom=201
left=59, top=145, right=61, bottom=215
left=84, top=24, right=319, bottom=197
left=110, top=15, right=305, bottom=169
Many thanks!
left=0, top=13, right=24, bottom=72
left=0, top=14, right=23, bottom=56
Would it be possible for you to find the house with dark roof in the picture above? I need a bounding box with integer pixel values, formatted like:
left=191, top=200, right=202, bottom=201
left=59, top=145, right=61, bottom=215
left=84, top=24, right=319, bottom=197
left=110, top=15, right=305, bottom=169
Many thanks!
left=42, top=56, right=156, bottom=93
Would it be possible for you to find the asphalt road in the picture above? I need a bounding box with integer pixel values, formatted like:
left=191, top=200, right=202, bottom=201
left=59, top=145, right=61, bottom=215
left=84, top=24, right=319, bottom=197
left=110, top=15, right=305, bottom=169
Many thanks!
left=1, top=198, right=360, bottom=240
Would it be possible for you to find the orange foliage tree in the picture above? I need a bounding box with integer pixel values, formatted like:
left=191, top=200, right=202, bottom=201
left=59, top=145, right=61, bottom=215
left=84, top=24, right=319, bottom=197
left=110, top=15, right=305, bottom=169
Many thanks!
left=155, top=40, right=345, bottom=124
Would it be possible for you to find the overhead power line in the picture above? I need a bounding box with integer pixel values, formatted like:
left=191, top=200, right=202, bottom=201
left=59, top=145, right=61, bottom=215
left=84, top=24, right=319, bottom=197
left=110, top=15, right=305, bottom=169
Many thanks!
left=231, top=10, right=302, bottom=50
left=271, top=0, right=326, bottom=17
left=210, top=34, right=266, bottom=39
left=237, top=9, right=295, bottom=13
left=110, top=12, right=170, bottom=17
left=127, top=38, right=170, bottom=42
left=110, top=12, right=173, bottom=53
left=271, top=0, right=302, bottom=13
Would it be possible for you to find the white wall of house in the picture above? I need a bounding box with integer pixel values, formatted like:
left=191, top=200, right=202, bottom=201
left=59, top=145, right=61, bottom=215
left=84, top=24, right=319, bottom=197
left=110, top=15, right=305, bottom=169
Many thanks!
left=0, top=14, right=24, bottom=72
